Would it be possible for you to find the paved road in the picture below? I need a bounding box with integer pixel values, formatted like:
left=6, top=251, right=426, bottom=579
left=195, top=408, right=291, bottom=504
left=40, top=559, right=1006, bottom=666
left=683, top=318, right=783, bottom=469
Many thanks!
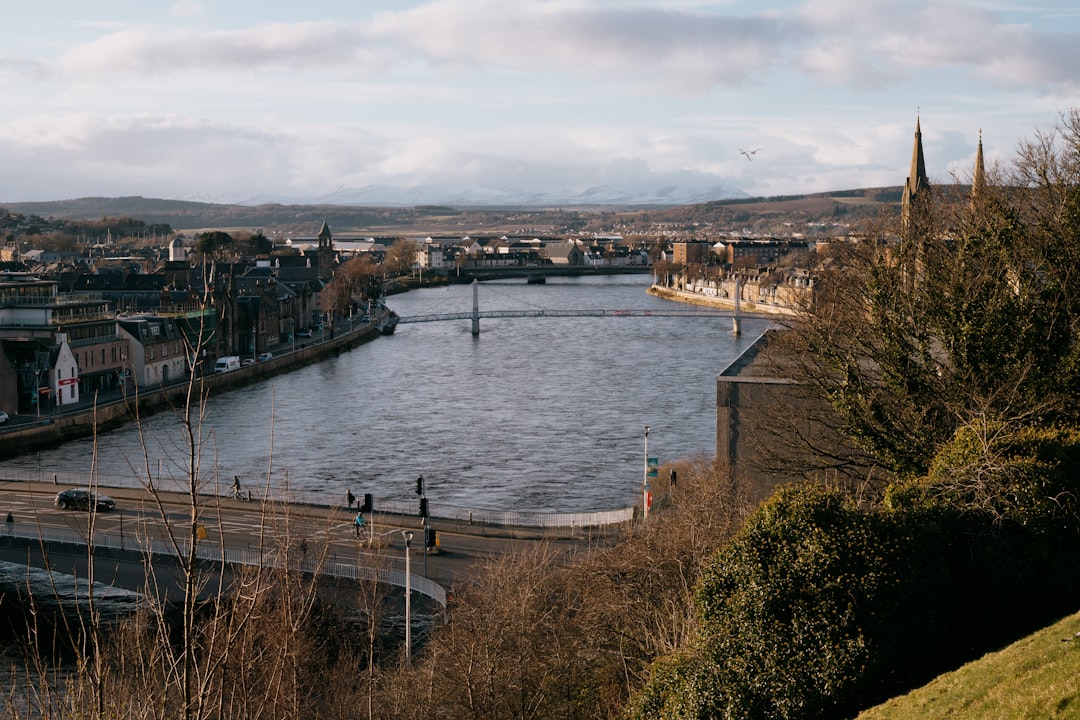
left=0, top=481, right=603, bottom=591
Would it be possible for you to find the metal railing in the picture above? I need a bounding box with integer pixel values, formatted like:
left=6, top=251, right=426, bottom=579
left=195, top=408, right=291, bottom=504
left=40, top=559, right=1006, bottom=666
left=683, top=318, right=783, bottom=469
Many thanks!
left=67, top=334, right=122, bottom=348
left=0, top=520, right=447, bottom=606
left=0, top=469, right=636, bottom=529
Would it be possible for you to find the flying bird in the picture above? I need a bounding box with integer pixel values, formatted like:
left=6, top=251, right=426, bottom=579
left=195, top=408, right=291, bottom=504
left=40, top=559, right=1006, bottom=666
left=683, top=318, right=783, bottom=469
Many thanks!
left=739, top=147, right=762, bottom=161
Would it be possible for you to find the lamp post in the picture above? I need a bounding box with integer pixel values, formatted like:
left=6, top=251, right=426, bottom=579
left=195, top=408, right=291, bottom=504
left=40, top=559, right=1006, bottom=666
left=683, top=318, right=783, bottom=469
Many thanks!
left=402, top=529, right=413, bottom=665
left=643, top=425, right=651, bottom=520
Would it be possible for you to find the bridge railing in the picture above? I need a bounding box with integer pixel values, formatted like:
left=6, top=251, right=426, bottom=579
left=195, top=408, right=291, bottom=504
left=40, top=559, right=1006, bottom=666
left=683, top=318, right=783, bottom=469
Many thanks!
left=1, top=469, right=635, bottom=529
left=0, top=520, right=447, bottom=606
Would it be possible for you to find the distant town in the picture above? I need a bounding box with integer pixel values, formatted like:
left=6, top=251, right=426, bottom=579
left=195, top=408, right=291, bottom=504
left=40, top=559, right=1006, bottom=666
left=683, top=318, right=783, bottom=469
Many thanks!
left=0, top=185, right=891, bottom=424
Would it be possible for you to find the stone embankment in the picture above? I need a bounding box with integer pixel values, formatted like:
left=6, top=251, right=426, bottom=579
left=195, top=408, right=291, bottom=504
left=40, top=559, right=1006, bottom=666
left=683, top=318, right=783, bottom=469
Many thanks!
left=0, top=320, right=383, bottom=460
left=647, top=284, right=799, bottom=316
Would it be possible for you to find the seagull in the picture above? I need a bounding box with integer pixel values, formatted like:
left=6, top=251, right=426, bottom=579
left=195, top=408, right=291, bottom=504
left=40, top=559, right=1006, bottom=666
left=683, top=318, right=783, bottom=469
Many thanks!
left=739, top=147, right=762, bottom=161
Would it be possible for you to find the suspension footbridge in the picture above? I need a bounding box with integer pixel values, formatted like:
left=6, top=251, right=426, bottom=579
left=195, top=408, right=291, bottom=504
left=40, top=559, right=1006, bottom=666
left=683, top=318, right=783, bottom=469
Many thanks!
left=393, top=280, right=752, bottom=336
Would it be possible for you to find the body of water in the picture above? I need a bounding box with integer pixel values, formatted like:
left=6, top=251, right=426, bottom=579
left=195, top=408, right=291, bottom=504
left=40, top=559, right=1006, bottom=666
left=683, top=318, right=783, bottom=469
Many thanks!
left=1, top=275, right=769, bottom=512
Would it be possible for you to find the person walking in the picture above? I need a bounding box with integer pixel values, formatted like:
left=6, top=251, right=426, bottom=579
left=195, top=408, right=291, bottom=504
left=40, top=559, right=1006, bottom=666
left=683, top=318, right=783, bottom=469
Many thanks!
left=346, top=489, right=355, bottom=509
left=232, top=475, right=241, bottom=499
left=354, top=510, right=366, bottom=538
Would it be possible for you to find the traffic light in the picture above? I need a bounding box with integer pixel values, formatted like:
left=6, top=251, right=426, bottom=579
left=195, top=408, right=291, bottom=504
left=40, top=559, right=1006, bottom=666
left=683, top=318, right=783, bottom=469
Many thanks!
left=424, top=526, right=437, bottom=550
left=419, top=497, right=429, bottom=518
left=360, top=493, right=372, bottom=513
left=416, top=475, right=424, bottom=496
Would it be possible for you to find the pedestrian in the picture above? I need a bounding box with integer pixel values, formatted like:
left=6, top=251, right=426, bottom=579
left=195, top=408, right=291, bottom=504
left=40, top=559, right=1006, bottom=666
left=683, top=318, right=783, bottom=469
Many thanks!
left=354, top=510, right=365, bottom=538
left=346, top=489, right=355, bottom=509
left=232, top=475, right=241, bottom=499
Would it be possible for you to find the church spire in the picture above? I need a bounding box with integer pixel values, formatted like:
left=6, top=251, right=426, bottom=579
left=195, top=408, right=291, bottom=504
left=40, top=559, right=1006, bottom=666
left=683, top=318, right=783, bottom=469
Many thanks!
left=901, top=114, right=931, bottom=231
left=971, top=129, right=986, bottom=206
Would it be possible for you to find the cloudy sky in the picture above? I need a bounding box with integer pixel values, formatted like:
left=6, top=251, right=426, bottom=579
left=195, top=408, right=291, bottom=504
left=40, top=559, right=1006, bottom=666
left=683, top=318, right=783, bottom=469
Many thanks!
left=2, top=0, right=1079, bottom=205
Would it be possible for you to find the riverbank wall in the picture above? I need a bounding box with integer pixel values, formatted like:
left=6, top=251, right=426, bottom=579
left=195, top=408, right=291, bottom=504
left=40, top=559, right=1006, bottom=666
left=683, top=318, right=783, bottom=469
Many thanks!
left=0, top=321, right=383, bottom=460
left=647, top=284, right=799, bottom=316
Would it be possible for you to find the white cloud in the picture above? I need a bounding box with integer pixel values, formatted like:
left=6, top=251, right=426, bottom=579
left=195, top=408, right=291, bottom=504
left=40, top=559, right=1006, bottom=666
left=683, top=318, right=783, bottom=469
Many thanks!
left=171, top=2, right=205, bottom=21
left=1, top=1, right=1078, bottom=204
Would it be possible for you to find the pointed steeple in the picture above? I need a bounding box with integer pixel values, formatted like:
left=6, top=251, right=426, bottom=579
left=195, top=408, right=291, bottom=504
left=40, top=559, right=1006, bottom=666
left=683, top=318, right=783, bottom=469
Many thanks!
left=971, top=129, right=986, bottom=206
left=901, top=114, right=931, bottom=231
left=908, top=116, right=928, bottom=195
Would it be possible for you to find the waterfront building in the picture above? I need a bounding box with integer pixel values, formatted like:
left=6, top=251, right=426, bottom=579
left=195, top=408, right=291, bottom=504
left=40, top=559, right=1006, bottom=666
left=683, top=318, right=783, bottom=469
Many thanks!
left=672, top=240, right=713, bottom=266
left=0, top=273, right=124, bottom=410
left=713, top=238, right=810, bottom=267
left=117, top=316, right=189, bottom=388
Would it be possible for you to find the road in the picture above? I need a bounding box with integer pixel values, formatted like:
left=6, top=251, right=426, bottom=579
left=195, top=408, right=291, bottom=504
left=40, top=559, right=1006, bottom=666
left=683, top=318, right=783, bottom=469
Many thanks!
left=0, top=481, right=608, bottom=592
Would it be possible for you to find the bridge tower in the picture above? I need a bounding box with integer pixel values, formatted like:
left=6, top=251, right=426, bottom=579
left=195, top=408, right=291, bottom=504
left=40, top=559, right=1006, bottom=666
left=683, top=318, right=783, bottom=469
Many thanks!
left=733, top=278, right=742, bottom=335
left=471, top=279, right=480, bottom=336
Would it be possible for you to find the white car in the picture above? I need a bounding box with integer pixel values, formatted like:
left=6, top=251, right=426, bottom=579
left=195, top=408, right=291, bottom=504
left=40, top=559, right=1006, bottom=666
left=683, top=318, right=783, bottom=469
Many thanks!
left=0, top=411, right=8, bottom=424
left=258, top=352, right=273, bottom=362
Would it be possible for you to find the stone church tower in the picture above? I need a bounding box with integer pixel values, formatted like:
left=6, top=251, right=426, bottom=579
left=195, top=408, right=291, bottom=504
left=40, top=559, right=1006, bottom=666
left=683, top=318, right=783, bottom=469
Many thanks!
left=901, top=115, right=932, bottom=232
left=317, top=220, right=335, bottom=280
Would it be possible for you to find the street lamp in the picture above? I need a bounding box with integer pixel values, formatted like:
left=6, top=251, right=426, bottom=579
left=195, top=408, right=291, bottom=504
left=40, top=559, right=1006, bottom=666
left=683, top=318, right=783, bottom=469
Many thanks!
left=402, top=529, right=413, bottom=664
left=643, top=425, right=651, bottom=520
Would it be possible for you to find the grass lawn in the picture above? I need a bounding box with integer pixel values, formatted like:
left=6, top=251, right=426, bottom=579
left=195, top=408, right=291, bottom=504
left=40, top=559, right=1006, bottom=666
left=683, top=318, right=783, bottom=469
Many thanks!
left=858, top=609, right=1080, bottom=719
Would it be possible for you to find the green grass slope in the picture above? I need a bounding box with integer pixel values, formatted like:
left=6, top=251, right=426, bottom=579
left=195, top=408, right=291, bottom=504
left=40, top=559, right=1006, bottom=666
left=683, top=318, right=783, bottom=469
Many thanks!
left=857, top=609, right=1080, bottom=719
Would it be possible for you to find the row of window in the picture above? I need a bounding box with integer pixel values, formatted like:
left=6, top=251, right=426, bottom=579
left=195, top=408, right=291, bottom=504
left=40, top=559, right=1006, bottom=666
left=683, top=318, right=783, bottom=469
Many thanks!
left=78, top=340, right=186, bottom=369
left=147, top=341, right=183, bottom=361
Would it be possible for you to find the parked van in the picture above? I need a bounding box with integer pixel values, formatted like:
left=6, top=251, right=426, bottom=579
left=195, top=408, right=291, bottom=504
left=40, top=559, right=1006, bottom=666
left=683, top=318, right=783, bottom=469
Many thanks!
left=213, top=356, right=241, bottom=373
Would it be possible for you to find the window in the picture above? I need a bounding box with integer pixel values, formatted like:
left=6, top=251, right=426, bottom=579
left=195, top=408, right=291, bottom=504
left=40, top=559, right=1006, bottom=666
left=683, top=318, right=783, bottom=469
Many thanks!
left=149, top=348, right=154, bottom=360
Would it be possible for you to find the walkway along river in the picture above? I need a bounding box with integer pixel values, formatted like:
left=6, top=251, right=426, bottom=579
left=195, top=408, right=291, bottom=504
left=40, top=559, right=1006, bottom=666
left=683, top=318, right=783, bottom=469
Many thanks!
left=0, top=275, right=771, bottom=513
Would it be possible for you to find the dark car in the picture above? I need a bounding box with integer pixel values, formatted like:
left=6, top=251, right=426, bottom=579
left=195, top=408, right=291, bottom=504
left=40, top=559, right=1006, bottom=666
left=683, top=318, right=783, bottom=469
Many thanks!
left=54, top=488, right=116, bottom=512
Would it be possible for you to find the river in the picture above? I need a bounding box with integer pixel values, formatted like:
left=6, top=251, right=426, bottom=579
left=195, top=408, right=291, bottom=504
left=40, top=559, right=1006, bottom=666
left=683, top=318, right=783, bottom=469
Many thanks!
left=0, top=275, right=770, bottom=512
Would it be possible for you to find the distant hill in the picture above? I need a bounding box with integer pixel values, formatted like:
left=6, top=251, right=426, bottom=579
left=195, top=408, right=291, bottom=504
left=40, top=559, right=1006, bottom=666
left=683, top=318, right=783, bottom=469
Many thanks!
left=0, top=188, right=905, bottom=235
left=646, top=187, right=904, bottom=226
left=0, top=196, right=406, bottom=233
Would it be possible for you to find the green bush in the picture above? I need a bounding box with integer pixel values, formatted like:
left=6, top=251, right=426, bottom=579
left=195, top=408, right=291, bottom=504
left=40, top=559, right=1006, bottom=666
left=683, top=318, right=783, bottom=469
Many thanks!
left=694, top=484, right=964, bottom=719
left=631, top=427, right=1080, bottom=720
left=922, top=423, right=1080, bottom=526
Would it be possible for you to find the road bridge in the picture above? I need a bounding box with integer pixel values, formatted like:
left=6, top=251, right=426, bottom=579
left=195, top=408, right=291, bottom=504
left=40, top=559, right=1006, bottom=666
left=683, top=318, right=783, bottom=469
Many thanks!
left=0, top=480, right=629, bottom=610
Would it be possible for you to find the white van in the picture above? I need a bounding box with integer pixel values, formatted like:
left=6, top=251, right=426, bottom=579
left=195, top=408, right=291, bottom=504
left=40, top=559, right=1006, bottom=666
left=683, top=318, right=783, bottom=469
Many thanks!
left=213, top=356, right=241, bottom=373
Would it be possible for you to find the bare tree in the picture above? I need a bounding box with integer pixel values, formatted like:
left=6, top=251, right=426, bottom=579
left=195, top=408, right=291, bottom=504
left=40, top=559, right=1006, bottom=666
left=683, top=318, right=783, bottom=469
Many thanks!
left=375, top=456, right=755, bottom=720
left=384, top=239, right=419, bottom=276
